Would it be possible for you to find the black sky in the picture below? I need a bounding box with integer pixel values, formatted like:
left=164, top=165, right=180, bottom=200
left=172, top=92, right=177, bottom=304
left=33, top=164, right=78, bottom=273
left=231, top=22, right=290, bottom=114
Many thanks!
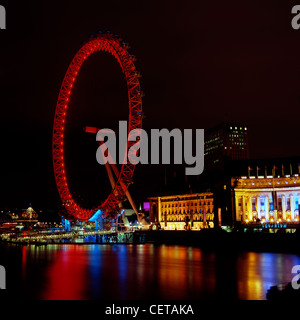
left=1, top=0, right=300, bottom=209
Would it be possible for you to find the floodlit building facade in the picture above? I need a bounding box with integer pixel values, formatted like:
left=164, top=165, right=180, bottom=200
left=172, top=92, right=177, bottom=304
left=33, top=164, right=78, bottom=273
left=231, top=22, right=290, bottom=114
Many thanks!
left=232, top=175, right=300, bottom=224
left=148, top=193, right=214, bottom=230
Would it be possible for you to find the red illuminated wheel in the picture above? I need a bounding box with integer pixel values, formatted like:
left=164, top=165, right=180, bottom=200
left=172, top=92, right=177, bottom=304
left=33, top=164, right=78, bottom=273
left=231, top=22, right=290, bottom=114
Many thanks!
left=52, top=32, right=143, bottom=220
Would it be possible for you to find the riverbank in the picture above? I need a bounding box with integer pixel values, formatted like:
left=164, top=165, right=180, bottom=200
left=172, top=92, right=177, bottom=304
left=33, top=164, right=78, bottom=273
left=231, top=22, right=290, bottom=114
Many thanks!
left=1, top=228, right=299, bottom=254
left=139, top=229, right=300, bottom=254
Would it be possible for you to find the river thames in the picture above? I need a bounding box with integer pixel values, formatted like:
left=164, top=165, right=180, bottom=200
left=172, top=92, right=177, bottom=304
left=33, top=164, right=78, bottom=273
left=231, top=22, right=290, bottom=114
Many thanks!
left=0, top=243, right=299, bottom=300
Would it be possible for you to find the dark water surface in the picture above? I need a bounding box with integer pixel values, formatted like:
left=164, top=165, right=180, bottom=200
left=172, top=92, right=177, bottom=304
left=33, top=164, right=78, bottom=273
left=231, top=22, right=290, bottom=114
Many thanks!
left=0, top=243, right=299, bottom=300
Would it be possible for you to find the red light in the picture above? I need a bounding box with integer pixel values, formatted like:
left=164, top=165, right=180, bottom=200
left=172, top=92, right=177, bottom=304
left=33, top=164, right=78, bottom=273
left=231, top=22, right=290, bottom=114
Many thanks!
left=52, top=34, right=142, bottom=220
left=85, top=126, right=98, bottom=134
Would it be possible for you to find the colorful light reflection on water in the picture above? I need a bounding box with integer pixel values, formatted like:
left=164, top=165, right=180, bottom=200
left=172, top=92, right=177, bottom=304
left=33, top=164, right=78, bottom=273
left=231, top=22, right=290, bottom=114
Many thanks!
left=2, top=244, right=300, bottom=300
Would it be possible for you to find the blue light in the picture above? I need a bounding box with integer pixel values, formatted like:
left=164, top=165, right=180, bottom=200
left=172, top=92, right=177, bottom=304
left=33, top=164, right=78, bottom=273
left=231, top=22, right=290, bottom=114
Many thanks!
left=117, top=209, right=125, bottom=218
left=89, top=210, right=103, bottom=222
left=62, top=218, right=71, bottom=231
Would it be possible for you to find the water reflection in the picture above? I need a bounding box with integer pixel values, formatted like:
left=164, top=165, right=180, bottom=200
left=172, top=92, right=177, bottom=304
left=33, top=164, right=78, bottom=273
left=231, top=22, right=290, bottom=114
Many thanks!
left=237, top=252, right=300, bottom=299
left=4, top=243, right=300, bottom=300
left=42, top=245, right=89, bottom=300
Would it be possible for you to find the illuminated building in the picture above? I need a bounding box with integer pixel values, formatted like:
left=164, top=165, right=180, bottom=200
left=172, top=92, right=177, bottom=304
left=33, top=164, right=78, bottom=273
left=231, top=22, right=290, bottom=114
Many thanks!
left=148, top=193, right=214, bottom=230
left=205, top=123, right=249, bottom=171
left=21, top=206, right=38, bottom=220
left=232, top=175, right=300, bottom=224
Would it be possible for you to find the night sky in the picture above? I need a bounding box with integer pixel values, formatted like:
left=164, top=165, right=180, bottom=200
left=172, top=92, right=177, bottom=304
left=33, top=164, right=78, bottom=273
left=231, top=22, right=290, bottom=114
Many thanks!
left=1, top=0, right=300, bottom=210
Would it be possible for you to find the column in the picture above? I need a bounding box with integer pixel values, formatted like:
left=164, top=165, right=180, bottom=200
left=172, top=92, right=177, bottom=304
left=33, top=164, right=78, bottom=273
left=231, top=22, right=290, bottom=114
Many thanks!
left=249, top=196, right=253, bottom=221
left=241, top=195, right=246, bottom=222
left=272, top=191, right=277, bottom=218
left=265, top=195, right=269, bottom=221
left=256, top=196, right=260, bottom=219
left=296, top=194, right=299, bottom=221
left=158, top=197, right=162, bottom=226
left=296, top=193, right=299, bottom=220
left=291, top=194, right=295, bottom=221
left=274, top=194, right=278, bottom=222
left=282, top=195, right=286, bottom=221
left=235, top=195, right=240, bottom=221
left=244, top=195, right=249, bottom=221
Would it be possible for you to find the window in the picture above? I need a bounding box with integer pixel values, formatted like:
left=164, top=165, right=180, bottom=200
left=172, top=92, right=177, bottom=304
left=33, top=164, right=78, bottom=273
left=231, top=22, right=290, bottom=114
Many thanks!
left=295, top=197, right=299, bottom=210
left=287, top=197, right=291, bottom=211
left=269, top=195, right=274, bottom=211
left=252, top=198, right=256, bottom=211
left=260, top=198, right=265, bottom=212
left=278, top=197, right=282, bottom=211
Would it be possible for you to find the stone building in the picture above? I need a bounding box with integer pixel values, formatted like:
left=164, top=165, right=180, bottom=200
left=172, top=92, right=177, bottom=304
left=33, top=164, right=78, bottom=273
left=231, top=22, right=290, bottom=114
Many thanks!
left=148, top=193, right=214, bottom=230
left=232, top=175, right=300, bottom=224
